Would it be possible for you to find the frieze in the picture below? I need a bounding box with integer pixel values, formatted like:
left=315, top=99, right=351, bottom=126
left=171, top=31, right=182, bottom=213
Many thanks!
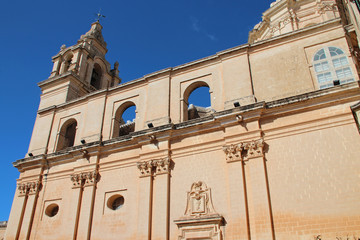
left=223, top=139, right=265, bottom=162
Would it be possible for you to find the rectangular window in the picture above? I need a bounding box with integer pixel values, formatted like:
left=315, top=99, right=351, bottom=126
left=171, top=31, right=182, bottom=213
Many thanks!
left=314, top=62, right=330, bottom=72
left=317, top=72, right=332, bottom=83
left=332, top=57, right=348, bottom=68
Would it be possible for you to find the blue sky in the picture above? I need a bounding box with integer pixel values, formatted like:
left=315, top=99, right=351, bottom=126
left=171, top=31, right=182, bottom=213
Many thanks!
left=0, top=0, right=271, bottom=221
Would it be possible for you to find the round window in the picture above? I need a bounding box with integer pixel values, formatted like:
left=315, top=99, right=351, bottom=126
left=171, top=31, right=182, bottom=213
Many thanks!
left=45, top=204, right=59, bottom=217
left=107, top=195, right=124, bottom=210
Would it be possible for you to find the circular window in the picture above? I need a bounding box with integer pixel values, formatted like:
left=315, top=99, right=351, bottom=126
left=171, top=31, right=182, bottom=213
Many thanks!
left=45, top=204, right=59, bottom=217
left=107, top=195, right=124, bottom=210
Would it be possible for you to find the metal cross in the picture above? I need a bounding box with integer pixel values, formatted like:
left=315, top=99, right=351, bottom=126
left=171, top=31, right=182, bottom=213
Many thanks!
left=95, top=9, right=106, bottom=23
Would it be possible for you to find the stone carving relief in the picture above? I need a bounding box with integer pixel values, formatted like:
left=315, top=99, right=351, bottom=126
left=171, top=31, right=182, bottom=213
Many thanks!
left=70, top=170, right=97, bottom=188
left=183, top=181, right=217, bottom=218
left=174, top=181, right=224, bottom=240
left=137, top=157, right=172, bottom=177
left=18, top=181, right=40, bottom=196
left=223, top=139, right=265, bottom=163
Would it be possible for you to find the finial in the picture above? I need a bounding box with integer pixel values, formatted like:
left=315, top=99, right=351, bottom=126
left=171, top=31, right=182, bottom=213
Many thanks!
left=60, top=44, right=66, bottom=51
left=95, top=9, right=106, bottom=23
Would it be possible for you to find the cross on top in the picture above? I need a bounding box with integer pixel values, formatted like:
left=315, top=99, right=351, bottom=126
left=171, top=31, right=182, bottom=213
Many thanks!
left=95, top=10, right=106, bottom=23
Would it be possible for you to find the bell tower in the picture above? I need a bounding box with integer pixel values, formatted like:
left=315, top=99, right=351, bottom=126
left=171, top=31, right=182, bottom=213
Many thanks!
left=38, top=22, right=121, bottom=109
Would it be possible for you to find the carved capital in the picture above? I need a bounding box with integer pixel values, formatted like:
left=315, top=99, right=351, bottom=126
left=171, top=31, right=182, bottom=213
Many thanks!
left=137, top=160, right=153, bottom=177
left=137, top=157, right=172, bottom=177
left=222, top=143, right=243, bottom=163
left=17, top=181, right=40, bottom=196
left=83, top=170, right=97, bottom=187
left=17, top=183, right=27, bottom=196
left=243, top=139, right=264, bottom=159
left=154, top=157, right=171, bottom=175
left=70, top=170, right=98, bottom=188
left=223, top=139, right=265, bottom=162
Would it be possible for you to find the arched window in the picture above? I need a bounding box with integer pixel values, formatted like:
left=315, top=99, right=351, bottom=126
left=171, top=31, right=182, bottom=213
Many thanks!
left=183, top=82, right=212, bottom=121
left=63, top=54, right=73, bottom=72
left=113, top=102, right=136, bottom=138
left=57, top=119, right=77, bottom=151
left=313, top=47, right=354, bottom=89
left=90, top=63, right=102, bottom=90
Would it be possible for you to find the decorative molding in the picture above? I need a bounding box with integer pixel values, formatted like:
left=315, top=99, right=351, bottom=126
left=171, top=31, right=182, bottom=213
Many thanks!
left=70, top=170, right=97, bottom=188
left=17, top=181, right=40, bottom=196
left=223, top=139, right=265, bottom=162
left=137, top=157, right=172, bottom=177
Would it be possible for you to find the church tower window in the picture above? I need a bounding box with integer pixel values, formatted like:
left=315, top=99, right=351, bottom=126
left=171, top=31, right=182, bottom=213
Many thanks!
left=57, top=119, right=77, bottom=151
left=90, top=63, right=102, bottom=90
left=313, top=47, right=354, bottom=89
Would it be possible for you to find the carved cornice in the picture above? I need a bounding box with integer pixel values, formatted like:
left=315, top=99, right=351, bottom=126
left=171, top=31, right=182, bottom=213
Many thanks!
left=223, top=139, right=265, bottom=163
left=17, top=181, right=40, bottom=196
left=137, top=157, right=172, bottom=177
left=70, top=170, right=97, bottom=188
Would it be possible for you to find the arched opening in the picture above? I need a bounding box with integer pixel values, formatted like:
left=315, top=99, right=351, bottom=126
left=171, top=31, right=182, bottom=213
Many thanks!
left=90, top=63, right=102, bottom=90
left=56, top=119, right=77, bottom=151
left=113, top=102, right=136, bottom=138
left=313, top=47, right=354, bottom=89
left=63, top=54, right=73, bottom=72
left=183, top=82, right=212, bottom=121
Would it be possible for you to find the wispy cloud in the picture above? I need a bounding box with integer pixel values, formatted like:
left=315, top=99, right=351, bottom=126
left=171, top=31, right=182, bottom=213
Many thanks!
left=190, top=17, right=217, bottom=41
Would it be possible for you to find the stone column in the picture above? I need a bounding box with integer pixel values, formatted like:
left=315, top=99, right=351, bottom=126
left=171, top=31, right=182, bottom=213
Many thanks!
left=19, top=182, right=40, bottom=240
left=77, top=171, right=97, bottom=240
left=136, top=160, right=154, bottom=240
left=70, top=170, right=97, bottom=240
left=243, top=139, right=274, bottom=240
left=151, top=157, right=171, bottom=240
left=223, top=144, right=250, bottom=240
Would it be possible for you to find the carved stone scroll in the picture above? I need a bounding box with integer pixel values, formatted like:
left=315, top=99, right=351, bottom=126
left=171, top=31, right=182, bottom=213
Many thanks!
left=223, top=138, right=265, bottom=162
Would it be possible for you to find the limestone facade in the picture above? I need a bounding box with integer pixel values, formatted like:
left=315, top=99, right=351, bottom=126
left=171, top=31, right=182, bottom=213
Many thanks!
left=5, top=0, right=360, bottom=239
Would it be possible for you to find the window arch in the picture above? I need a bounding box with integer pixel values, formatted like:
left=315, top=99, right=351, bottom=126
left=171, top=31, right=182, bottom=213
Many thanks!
left=63, top=53, right=73, bottom=72
left=183, top=82, right=212, bottom=121
left=112, top=102, right=136, bottom=138
left=56, top=119, right=77, bottom=151
left=90, top=63, right=102, bottom=90
left=313, top=47, right=354, bottom=89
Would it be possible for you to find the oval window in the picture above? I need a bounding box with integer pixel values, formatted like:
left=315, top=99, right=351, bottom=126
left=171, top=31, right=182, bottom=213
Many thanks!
left=107, top=195, right=125, bottom=210
left=45, top=204, right=59, bottom=217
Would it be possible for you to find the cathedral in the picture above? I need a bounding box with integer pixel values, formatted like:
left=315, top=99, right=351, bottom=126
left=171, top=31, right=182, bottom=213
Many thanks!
left=3, top=0, right=360, bottom=239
